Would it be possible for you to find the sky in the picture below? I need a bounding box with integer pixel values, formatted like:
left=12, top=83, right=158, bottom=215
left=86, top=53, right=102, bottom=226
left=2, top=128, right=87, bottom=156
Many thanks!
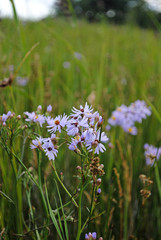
left=0, top=0, right=161, bottom=20
left=0, top=0, right=56, bottom=20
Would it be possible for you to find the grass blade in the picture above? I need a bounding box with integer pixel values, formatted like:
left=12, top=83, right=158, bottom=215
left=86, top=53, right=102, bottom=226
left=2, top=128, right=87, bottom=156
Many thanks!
left=55, top=180, right=69, bottom=240
left=45, top=183, right=63, bottom=240
left=0, top=190, right=14, bottom=204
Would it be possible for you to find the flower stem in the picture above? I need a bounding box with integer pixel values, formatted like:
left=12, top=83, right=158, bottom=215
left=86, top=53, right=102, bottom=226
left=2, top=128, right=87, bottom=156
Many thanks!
left=76, top=185, right=83, bottom=240
left=51, top=162, right=78, bottom=208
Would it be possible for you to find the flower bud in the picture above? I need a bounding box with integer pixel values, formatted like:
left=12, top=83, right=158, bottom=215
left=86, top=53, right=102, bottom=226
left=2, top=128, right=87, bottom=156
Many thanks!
left=47, top=105, right=52, bottom=112
left=97, top=178, right=102, bottom=185
left=76, top=166, right=81, bottom=171
left=2, top=122, right=6, bottom=127
left=37, top=105, right=42, bottom=111
left=17, top=115, right=21, bottom=120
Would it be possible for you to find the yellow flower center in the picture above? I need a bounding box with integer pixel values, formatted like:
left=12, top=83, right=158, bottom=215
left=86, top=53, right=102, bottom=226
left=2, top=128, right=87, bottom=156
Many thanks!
left=117, top=107, right=122, bottom=112
left=75, top=136, right=80, bottom=141
left=112, top=116, right=116, bottom=120
left=128, top=128, right=133, bottom=133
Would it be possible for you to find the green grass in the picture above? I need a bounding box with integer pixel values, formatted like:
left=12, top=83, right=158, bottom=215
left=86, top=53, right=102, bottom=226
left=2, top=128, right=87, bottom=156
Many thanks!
left=0, top=17, right=161, bottom=239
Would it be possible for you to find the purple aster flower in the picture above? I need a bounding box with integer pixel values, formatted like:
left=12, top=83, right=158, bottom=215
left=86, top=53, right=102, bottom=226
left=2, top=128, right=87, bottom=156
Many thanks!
left=63, top=61, right=71, bottom=69
left=46, top=116, right=54, bottom=125
left=24, top=112, right=45, bottom=127
left=71, top=102, right=93, bottom=118
left=83, top=128, right=95, bottom=145
left=16, top=76, right=29, bottom=86
left=47, top=114, right=68, bottom=133
left=97, top=188, right=101, bottom=194
left=0, top=111, right=12, bottom=123
left=66, top=116, right=89, bottom=136
left=107, top=100, right=151, bottom=135
left=68, top=140, right=81, bottom=154
left=86, top=130, right=109, bottom=154
left=30, top=137, right=44, bottom=149
left=144, top=143, right=161, bottom=166
left=92, top=232, right=97, bottom=239
left=85, top=232, right=97, bottom=240
left=24, top=112, right=36, bottom=122
left=36, top=115, right=46, bottom=127
left=42, top=141, right=58, bottom=160
left=123, top=126, right=137, bottom=135
left=85, top=233, right=89, bottom=240
left=74, top=52, right=82, bottom=60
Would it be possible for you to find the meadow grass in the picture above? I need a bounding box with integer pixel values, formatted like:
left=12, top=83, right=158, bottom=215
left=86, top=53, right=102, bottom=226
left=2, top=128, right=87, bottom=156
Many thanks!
left=0, top=17, right=161, bottom=239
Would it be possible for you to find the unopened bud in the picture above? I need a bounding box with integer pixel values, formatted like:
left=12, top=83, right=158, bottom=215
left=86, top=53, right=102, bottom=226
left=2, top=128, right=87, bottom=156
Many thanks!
left=76, top=166, right=81, bottom=170
left=97, top=178, right=102, bottom=185
left=17, top=115, right=21, bottom=120
left=100, top=164, right=104, bottom=169
left=2, top=122, right=6, bottom=127
left=47, top=105, right=52, bottom=112
left=37, top=105, right=42, bottom=111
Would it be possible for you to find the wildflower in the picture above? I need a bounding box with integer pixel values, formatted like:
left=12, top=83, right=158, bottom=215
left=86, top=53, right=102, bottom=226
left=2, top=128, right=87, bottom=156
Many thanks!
left=37, top=115, right=46, bottom=127
left=66, top=116, right=89, bottom=136
left=97, top=188, right=101, bottom=194
left=42, top=140, right=58, bottom=160
left=107, top=100, right=151, bottom=135
left=16, top=76, right=28, bottom=86
left=85, top=232, right=97, bottom=240
left=24, top=112, right=45, bottom=127
left=63, top=61, right=71, bottom=69
left=74, top=52, right=82, bottom=60
left=0, top=111, right=12, bottom=123
left=71, top=102, right=93, bottom=118
left=144, top=143, right=161, bottom=166
left=47, top=114, right=68, bottom=133
left=30, top=137, right=44, bottom=150
left=47, top=104, right=52, bottom=112
left=87, top=130, right=109, bottom=154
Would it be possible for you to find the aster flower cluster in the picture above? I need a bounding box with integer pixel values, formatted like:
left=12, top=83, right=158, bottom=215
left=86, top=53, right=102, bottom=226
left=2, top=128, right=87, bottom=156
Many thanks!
left=85, top=232, right=103, bottom=240
left=0, top=111, right=12, bottom=126
left=67, top=103, right=109, bottom=155
left=0, top=111, right=22, bottom=127
left=30, top=134, right=58, bottom=160
left=107, top=100, right=151, bottom=135
left=144, top=143, right=161, bottom=166
left=29, top=103, right=108, bottom=162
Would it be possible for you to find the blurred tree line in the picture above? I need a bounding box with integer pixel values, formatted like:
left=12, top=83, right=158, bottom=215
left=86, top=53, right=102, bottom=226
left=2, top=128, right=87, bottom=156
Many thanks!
left=55, top=0, right=161, bottom=28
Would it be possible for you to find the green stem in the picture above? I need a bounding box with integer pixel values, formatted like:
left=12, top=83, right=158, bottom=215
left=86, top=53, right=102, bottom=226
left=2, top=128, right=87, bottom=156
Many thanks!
left=87, top=183, right=95, bottom=231
left=155, top=164, right=161, bottom=203
left=76, top=185, right=83, bottom=240
left=37, top=151, right=49, bottom=218
left=52, top=162, right=78, bottom=208
left=3, top=144, right=39, bottom=188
